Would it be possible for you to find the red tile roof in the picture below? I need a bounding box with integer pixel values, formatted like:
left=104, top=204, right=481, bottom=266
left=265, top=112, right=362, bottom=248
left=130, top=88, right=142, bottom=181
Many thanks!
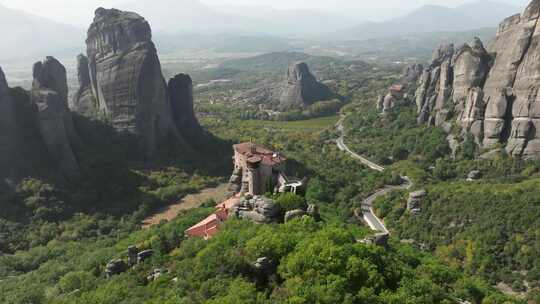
left=185, top=196, right=240, bottom=239
left=216, top=197, right=241, bottom=210
left=234, top=142, right=287, bottom=167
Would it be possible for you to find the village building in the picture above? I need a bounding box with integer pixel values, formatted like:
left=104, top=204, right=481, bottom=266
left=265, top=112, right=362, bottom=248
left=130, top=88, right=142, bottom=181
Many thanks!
left=229, top=142, right=303, bottom=196
left=389, top=84, right=405, bottom=99
left=186, top=142, right=306, bottom=239
left=185, top=197, right=240, bottom=239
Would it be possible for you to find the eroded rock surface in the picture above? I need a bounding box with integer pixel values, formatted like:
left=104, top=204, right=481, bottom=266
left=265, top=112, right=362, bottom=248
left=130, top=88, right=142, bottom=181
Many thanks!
left=279, top=62, right=334, bottom=110
left=0, top=67, right=22, bottom=188
left=0, top=58, right=81, bottom=187
left=403, top=0, right=540, bottom=159
left=168, top=73, right=203, bottom=138
left=31, top=57, right=80, bottom=179
left=73, top=8, right=202, bottom=158
left=71, top=54, right=95, bottom=116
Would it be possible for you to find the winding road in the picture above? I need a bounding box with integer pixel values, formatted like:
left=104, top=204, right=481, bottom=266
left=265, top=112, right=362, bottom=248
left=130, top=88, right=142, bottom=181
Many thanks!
left=336, top=115, right=412, bottom=234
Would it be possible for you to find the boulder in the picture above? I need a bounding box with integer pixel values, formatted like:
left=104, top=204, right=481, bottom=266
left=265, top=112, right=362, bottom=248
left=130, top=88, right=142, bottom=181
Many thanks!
left=467, top=170, right=482, bottom=181
left=137, top=249, right=154, bottom=263
left=253, top=197, right=281, bottom=218
left=359, top=233, right=389, bottom=247
left=105, top=259, right=127, bottom=278
left=407, top=190, right=427, bottom=215
left=279, top=62, right=334, bottom=110
left=147, top=268, right=167, bottom=282
left=239, top=210, right=269, bottom=224
left=253, top=257, right=272, bottom=273
left=284, top=209, right=306, bottom=222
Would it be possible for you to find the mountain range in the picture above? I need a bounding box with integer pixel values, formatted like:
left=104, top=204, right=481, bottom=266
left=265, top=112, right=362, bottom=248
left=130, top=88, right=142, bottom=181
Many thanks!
left=0, top=4, right=83, bottom=61
left=0, top=0, right=522, bottom=62
left=331, top=0, right=520, bottom=40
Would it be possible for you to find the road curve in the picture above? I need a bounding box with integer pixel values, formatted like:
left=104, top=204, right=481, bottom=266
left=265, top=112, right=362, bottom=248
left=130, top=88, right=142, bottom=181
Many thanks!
left=336, top=114, right=412, bottom=234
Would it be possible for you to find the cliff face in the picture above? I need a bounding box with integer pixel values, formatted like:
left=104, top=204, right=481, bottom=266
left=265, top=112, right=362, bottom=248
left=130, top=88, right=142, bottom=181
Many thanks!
left=73, top=8, right=202, bottom=158
left=407, top=0, right=540, bottom=159
left=0, top=67, right=22, bottom=188
left=0, top=57, right=81, bottom=188
left=71, top=54, right=95, bottom=116
left=168, top=74, right=202, bottom=137
left=279, top=62, right=334, bottom=110
left=31, top=57, right=80, bottom=179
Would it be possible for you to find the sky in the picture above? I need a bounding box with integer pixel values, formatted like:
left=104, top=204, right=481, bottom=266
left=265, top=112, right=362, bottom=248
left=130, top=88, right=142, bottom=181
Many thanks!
left=0, top=0, right=530, bottom=27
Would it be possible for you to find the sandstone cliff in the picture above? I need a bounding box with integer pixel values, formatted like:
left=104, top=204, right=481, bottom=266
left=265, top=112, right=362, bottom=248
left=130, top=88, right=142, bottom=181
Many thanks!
left=72, top=8, right=202, bottom=158
left=31, top=57, right=80, bottom=179
left=279, top=62, right=334, bottom=110
left=168, top=73, right=202, bottom=137
left=0, top=67, right=23, bottom=188
left=404, top=0, right=540, bottom=159
left=0, top=58, right=81, bottom=188
left=71, top=54, right=96, bottom=116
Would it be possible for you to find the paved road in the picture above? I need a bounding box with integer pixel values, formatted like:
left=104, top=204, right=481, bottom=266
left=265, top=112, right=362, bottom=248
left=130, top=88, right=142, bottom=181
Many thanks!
left=336, top=115, right=472, bottom=304
left=336, top=115, right=411, bottom=234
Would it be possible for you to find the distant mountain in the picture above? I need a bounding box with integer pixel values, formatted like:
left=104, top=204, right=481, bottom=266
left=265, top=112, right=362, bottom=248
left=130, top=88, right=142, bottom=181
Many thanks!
left=154, top=33, right=294, bottom=54
left=327, top=27, right=498, bottom=62
left=0, top=4, right=83, bottom=61
left=119, top=0, right=355, bottom=36
left=332, top=0, right=520, bottom=41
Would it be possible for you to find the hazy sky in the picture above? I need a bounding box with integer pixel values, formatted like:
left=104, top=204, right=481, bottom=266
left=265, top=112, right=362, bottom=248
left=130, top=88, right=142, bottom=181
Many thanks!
left=0, top=0, right=530, bottom=27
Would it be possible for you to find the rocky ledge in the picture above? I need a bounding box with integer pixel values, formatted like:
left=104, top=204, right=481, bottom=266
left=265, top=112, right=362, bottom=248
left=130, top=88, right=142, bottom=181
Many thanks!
left=397, top=0, right=540, bottom=159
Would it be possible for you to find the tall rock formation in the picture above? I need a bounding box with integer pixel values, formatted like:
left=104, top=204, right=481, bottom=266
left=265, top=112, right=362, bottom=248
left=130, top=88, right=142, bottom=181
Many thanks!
left=279, top=62, right=334, bottom=110
left=1, top=58, right=81, bottom=188
left=404, top=0, right=540, bottom=159
left=168, top=74, right=202, bottom=137
left=31, top=57, right=80, bottom=179
left=71, top=54, right=95, bottom=116
left=0, top=67, right=22, bottom=188
left=72, top=8, right=202, bottom=158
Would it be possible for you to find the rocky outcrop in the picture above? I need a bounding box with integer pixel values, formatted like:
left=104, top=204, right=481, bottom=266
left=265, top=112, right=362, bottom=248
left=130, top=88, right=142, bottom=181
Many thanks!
left=407, top=190, right=427, bottom=215
left=72, top=8, right=201, bottom=158
left=0, top=67, right=22, bottom=188
left=71, top=54, right=96, bottom=116
left=284, top=209, right=306, bottom=222
left=168, top=74, right=203, bottom=138
left=403, top=0, right=540, bottom=159
left=0, top=57, right=82, bottom=188
left=401, top=63, right=424, bottom=84
left=31, top=57, right=80, bottom=179
left=378, top=64, right=422, bottom=113
left=279, top=62, right=334, bottom=110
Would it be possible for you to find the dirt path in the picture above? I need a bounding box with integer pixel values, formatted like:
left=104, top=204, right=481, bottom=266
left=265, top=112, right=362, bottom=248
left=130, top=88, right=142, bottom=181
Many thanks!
left=142, top=183, right=230, bottom=229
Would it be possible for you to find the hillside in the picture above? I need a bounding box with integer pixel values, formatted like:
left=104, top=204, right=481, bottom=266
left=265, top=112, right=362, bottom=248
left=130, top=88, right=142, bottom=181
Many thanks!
left=332, top=0, right=519, bottom=41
